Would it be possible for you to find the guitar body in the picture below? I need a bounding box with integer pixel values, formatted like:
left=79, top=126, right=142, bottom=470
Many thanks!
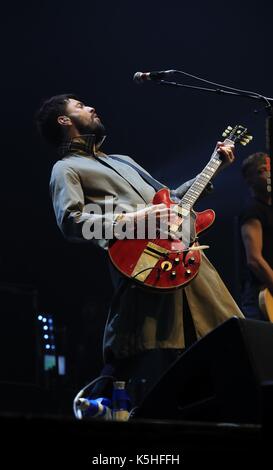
left=259, top=288, right=273, bottom=322
left=109, top=188, right=215, bottom=290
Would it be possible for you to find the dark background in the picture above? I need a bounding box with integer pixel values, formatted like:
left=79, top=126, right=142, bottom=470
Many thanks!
left=0, top=0, right=272, bottom=399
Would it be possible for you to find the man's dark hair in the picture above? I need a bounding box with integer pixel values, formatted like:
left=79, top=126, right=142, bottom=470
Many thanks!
left=241, top=152, right=268, bottom=179
left=36, top=93, right=78, bottom=147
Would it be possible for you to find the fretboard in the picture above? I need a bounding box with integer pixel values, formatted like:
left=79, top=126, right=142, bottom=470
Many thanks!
left=179, top=149, right=222, bottom=210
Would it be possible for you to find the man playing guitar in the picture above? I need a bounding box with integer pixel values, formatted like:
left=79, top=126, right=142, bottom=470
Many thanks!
left=36, top=94, right=244, bottom=405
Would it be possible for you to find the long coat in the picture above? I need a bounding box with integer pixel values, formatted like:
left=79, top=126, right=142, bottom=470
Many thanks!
left=50, top=147, right=244, bottom=361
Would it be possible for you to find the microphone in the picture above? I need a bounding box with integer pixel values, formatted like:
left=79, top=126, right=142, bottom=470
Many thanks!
left=133, top=70, right=175, bottom=84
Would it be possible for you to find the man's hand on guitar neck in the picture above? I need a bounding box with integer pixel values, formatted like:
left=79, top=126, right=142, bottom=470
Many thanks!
left=214, top=141, right=235, bottom=175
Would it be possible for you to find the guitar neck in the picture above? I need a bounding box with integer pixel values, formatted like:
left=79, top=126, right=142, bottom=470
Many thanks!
left=179, top=143, right=230, bottom=210
left=174, top=123, right=252, bottom=212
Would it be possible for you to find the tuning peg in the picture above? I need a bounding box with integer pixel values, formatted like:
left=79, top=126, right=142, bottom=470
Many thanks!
left=240, top=135, right=253, bottom=146
left=222, top=128, right=233, bottom=137
left=240, top=139, right=250, bottom=146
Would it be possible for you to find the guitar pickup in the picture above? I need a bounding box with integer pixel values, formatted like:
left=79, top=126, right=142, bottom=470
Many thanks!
left=144, top=242, right=169, bottom=258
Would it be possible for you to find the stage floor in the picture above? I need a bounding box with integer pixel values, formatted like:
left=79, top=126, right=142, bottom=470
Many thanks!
left=1, top=413, right=266, bottom=465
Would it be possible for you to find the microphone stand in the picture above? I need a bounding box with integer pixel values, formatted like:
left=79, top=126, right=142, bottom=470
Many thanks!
left=156, top=77, right=273, bottom=207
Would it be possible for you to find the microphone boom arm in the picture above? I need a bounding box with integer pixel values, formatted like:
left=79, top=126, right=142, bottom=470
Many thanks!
left=156, top=78, right=273, bottom=106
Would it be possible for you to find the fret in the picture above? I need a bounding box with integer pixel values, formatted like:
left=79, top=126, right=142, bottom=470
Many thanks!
left=189, top=190, right=199, bottom=196
left=199, top=175, right=209, bottom=183
left=191, top=186, right=202, bottom=193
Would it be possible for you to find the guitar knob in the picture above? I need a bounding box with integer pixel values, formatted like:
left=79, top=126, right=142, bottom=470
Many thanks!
left=173, top=257, right=180, bottom=265
left=185, top=269, right=192, bottom=277
left=161, top=261, right=172, bottom=271
left=188, top=257, right=195, bottom=265
left=170, top=271, right=176, bottom=279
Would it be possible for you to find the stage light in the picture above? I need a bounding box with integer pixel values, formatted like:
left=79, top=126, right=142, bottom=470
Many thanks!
left=37, top=312, right=67, bottom=380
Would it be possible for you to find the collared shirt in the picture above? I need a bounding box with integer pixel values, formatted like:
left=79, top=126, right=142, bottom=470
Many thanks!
left=58, top=134, right=106, bottom=158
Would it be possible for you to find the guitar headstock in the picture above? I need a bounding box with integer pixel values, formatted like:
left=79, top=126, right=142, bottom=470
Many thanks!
left=222, top=125, right=253, bottom=146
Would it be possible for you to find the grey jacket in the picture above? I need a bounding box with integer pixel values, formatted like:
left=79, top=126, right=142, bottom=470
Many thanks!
left=50, top=152, right=198, bottom=249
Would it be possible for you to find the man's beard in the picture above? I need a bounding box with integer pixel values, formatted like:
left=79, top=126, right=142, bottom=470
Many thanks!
left=70, top=116, right=106, bottom=145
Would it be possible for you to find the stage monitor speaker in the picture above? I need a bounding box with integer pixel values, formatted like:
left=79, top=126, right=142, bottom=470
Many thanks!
left=134, top=317, right=273, bottom=424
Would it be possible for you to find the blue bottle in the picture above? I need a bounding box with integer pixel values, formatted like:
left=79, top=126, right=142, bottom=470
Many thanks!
left=112, top=381, right=131, bottom=421
left=77, top=397, right=112, bottom=420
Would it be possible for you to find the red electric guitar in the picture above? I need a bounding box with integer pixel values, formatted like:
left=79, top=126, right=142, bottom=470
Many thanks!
left=109, top=125, right=252, bottom=290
